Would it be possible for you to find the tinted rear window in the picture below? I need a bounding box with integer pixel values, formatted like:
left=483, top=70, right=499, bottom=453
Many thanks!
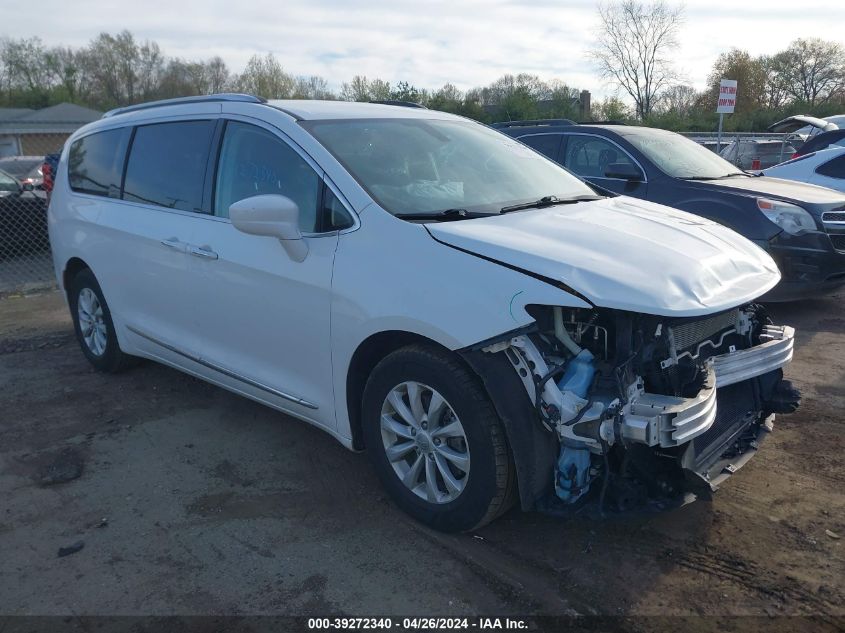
left=123, top=121, right=215, bottom=212
left=68, top=128, right=131, bottom=197
left=817, top=155, right=845, bottom=179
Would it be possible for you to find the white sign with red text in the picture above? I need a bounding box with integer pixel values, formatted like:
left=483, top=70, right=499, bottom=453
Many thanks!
left=717, top=79, right=737, bottom=114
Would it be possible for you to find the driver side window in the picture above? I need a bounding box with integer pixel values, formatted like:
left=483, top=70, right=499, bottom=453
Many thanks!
left=563, top=136, right=635, bottom=179
left=214, top=121, right=320, bottom=232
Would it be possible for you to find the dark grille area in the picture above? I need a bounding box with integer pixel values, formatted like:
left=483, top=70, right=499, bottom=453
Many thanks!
left=693, top=380, right=757, bottom=466
left=822, top=211, right=845, bottom=223
left=831, top=234, right=845, bottom=252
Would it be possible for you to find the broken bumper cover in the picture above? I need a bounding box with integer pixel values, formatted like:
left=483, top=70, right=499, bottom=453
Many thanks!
left=621, top=325, right=795, bottom=449
left=691, top=415, right=774, bottom=493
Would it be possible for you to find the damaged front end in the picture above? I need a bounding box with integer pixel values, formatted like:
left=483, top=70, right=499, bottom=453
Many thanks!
left=480, top=304, right=800, bottom=512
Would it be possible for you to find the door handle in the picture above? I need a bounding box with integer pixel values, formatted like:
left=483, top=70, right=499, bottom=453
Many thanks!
left=161, top=237, right=186, bottom=251
left=189, top=245, right=219, bottom=260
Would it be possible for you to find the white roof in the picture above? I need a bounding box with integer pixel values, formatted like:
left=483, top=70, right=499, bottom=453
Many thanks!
left=267, top=100, right=458, bottom=121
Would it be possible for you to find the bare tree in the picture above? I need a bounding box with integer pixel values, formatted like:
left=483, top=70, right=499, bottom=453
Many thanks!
left=774, top=38, right=845, bottom=105
left=590, top=0, right=683, bottom=119
left=205, top=56, right=230, bottom=94
left=655, top=84, right=699, bottom=117
left=293, top=75, right=334, bottom=99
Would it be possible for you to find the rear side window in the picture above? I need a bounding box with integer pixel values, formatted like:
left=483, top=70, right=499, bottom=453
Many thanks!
left=817, top=155, right=845, bottom=179
left=68, top=128, right=131, bottom=197
left=519, top=134, right=562, bottom=161
left=123, top=121, right=216, bottom=212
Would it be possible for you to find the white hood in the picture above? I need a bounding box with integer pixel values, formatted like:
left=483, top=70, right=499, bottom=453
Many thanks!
left=427, top=196, right=781, bottom=317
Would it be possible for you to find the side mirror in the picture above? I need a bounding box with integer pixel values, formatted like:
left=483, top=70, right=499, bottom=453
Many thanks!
left=604, top=162, right=643, bottom=181
left=229, top=194, right=308, bottom=262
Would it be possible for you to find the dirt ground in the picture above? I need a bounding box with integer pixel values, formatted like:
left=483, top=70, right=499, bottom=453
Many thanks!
left=0, top=289, right=842, bottom=630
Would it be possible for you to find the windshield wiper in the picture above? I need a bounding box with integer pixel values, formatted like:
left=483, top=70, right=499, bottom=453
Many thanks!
left=679, top=172, right=751, bottom=181
left=500, top=195, right=602, bottom=214
left=394, top=208, right=487, bottom=221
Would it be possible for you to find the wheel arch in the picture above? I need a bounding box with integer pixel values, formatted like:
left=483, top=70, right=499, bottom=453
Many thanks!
left=346, top=330, right=450, bottom=450
left=62, top=256, right=92, bottom=295
left=345, top=329, right=553, bottom=511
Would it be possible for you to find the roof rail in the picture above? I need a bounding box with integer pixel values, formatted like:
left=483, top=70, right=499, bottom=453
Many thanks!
left=370, top=100, right=427, bottom=109
left=491, top=118, right=576, bottom=128
left=586, top=120, right=627, bottom=126
left=102, top=93, right=266, bottom=118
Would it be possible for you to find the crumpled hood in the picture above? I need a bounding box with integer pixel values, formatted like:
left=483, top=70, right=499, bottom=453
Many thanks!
left=427, top=196, right=781, bottom=317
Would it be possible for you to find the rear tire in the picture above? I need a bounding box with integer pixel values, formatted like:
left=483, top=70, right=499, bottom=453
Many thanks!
left=362, top=344, right=515, bottom=532
left=68, top=268, right=136, bottom=373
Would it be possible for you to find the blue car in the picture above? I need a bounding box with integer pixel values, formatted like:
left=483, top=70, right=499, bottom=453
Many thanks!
left=494, top=120, right=845, bottom=300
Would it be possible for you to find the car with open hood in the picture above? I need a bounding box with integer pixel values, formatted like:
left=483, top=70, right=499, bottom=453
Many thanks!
left=49, top=96, right=799, bottom=531
left=768, top=114, right=839, bottom=141
left=496, top=121, right=845, bottom=300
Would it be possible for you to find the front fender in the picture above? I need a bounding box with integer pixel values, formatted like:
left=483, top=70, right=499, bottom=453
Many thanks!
left=461, top=346, right=557, bottom=511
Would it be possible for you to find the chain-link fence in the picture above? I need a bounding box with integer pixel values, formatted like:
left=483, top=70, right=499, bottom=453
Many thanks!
left=0, top=134, right=65, bottom=295
left=681, top=131, right=799, bottom=170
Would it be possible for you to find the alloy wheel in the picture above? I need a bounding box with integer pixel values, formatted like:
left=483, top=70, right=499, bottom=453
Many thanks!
left=77, top=287, right=107, bottom=357
left=380, top=381, right=470, bottom=504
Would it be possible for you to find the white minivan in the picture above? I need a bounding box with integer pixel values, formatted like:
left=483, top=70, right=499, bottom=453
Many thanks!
left=50, top=95, right=800, bottom=531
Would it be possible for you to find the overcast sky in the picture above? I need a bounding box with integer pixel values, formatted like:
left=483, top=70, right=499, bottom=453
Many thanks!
left=11, top=0, right=845, bottom=99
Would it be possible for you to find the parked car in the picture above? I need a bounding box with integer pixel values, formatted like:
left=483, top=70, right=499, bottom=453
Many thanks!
left=50, top=95, right=800, bottom=531
left=41, top=152, right=61, bottom=201
left=763, top=146, right=845, bottom=193
left=768, top=114, right=839, bottom=142
left=494, top=121, right=845, bottom=299
left=793, top=129, right=845, bottom=158
left=719, top=138, right=798, bottom=170
left=0, top=155, right=46, bottom=195
left=0, top=167, right=49, bottom=259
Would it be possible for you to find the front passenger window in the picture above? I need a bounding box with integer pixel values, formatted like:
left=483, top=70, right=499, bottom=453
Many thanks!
left=564, top=136, right=636, bottom=179
left=215, top=121, right=320, bottom=232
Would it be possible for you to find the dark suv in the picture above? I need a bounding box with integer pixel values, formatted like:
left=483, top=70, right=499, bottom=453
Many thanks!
left=494, top=121, right=845, bottom=300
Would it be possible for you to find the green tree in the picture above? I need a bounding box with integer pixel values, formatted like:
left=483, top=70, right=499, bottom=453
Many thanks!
left=591, top=96, right=631, bottom=122
left=704, top=49, right=767, bottom=114
left=234, top=53, right=295, bottom=99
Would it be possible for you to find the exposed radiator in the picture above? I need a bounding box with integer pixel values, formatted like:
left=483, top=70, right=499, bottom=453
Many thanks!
left=669, top=309, right=740, bottom=352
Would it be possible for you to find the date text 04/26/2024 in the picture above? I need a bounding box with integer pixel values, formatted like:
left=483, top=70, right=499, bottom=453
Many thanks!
left=306, top=617, right=529, bottom=630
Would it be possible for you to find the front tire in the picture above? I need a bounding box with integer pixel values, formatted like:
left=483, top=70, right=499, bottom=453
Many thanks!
left=68, top=268, right=136, bottom=373
left=362, top=344, right=515, bottom=532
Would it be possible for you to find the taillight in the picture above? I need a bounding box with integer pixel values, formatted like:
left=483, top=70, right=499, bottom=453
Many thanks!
left=42, top=163, right=53, bottom=193
left=791, top=153, right=799, bottom=159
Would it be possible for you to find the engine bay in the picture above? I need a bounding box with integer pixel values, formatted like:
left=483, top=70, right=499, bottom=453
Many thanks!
left=483, top=303, right=801, bottom=511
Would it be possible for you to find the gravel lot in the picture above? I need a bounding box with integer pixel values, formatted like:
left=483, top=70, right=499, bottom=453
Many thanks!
left=0, top=289, right=842, bottom=629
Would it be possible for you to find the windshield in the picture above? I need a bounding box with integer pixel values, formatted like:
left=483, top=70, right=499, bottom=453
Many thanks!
left=302, top=118, right=596, bottom=216
left=0, top=169, right=17, bottom=192
left=0, top=159, right=41, bottom=179
left=622, top=131, right=744, bottom=179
